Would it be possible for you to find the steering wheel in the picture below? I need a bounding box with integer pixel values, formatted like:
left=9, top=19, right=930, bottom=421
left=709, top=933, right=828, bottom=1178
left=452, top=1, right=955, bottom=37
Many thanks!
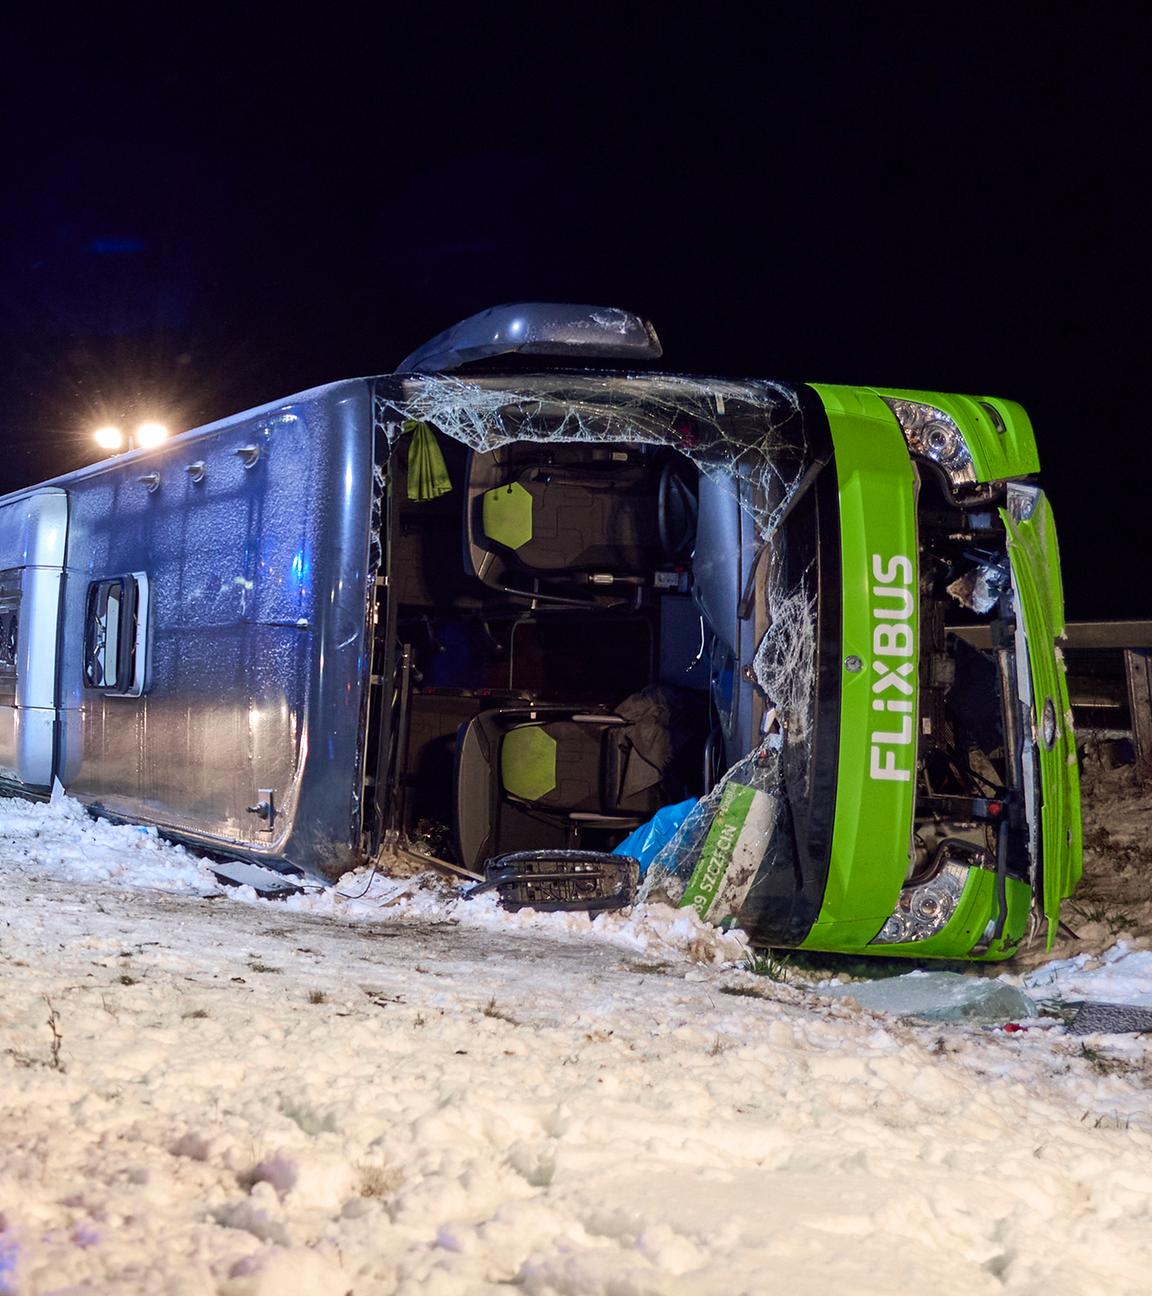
left=657, top=461, right=698, bottom=560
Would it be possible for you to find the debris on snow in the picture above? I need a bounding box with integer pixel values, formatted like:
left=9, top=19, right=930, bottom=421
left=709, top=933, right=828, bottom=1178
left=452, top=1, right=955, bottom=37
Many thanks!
left=821, top=970, right=1039, bottom=1024
left=1067, top=1002, right=1152, bottom=1036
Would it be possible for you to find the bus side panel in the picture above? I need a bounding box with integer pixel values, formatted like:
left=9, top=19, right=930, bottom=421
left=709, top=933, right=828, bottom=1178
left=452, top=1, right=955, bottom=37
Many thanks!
left=56, top=382, right=375, bottom=877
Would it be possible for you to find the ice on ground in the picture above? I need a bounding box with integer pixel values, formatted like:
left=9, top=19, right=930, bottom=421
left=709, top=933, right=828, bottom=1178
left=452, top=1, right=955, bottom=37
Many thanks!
left=813, top=929, right=1152, bottom=1029
left=821, top=969, right=1039, bottom=1023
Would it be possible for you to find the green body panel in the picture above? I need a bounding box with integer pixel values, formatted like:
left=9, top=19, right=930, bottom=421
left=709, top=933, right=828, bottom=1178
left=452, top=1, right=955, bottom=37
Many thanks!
left=500, top=726, right=556, bottom=801
left=869, top=387, right=1040, bottom=483
left=483, top=482, right=534, bottom=550
left=971, top=874, right=1034, bottom=962
left=868, top=870, right=1031, bottom=961
left=799, top=385, right=919, bottom=952
left=796, top=385, right=1076, bottom=962
left=1003, top=492, right=1083, bottom=945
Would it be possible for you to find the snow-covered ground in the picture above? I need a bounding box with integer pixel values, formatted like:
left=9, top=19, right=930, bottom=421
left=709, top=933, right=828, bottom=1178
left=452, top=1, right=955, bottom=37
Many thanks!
left=3, top=790, right=1152, bottom=1295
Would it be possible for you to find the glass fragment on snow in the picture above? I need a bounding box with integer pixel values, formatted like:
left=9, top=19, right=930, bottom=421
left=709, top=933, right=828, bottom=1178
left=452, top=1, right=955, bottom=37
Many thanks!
left=822, top=971, right=1038, bottom=1023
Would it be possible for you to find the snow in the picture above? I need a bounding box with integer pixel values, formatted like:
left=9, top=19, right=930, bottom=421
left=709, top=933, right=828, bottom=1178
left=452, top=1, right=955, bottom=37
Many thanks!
left=4, top=791, right=1152, bottom=1293
left=1025, top=943, right=1152, bottom=1008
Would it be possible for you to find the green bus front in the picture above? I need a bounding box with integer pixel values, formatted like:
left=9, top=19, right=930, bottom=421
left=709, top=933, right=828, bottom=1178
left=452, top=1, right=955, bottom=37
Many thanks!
left=741, top=384, right=1081, bottom=961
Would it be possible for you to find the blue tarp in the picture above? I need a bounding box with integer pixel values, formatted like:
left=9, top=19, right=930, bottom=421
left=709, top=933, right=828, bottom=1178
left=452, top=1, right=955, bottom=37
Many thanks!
left=612, top=799, right=699, bottom=874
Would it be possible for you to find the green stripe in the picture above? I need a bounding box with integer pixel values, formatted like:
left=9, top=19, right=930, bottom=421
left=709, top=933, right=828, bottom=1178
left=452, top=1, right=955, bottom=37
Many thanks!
left=681, top=782, right=757, bottom=919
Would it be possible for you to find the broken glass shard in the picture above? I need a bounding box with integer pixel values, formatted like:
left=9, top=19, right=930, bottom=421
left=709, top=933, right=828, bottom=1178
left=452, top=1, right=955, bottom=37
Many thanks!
left=821, top=970, right=1038, bottom=1023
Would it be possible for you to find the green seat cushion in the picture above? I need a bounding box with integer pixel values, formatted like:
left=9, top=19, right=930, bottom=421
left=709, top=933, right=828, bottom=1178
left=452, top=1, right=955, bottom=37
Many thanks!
left=483, top=482, right=534, bottom=551
left=501, top=725, right=557, bottom=801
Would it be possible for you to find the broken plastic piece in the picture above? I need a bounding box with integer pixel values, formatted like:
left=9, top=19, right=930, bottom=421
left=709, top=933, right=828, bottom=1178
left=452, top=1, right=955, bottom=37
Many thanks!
left=679, top=782, right=778, bottom=922
left=209, top=860, right=310, bottom=898
left=1068, top=1002, right=1152, bottom=1035
left=947, top=560, right=1009, bottom=614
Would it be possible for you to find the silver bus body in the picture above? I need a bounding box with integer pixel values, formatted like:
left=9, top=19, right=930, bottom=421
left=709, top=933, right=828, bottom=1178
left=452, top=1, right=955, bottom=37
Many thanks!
left=1, top=379, right=377, bottom=879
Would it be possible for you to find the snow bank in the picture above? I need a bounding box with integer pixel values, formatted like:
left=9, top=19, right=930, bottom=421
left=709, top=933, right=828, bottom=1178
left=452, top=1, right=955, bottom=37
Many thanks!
left=4, top=792, right=1152, bottom=1292
left=277, top=864, right=750, bottom=965
left=0, top=790, right=221, bottom=895
left=1, top=793, right=749, bottom=968
left=1026, top=942, right=1152, bottom=1007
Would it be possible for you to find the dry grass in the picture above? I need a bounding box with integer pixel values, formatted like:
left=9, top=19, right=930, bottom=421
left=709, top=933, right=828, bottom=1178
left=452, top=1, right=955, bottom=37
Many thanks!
left=357, top=1163, right=404, bottom=1198
left=482, top=997, right=520, bottom=1025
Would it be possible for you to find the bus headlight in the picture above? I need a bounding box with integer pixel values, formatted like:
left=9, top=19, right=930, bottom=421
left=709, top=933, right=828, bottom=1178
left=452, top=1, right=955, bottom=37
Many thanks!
left=883, top=398, right=977, bottom=487
left=870, top=860, right=970, bottom=945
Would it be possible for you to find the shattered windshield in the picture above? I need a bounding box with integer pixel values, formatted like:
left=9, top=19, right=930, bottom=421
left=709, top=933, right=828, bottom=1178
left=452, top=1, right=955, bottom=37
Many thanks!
left=377, top=371, right=807, bottom=536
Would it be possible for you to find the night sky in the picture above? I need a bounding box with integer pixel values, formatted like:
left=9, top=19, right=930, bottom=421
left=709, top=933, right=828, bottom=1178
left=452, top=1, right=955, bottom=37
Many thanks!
left=1, top=13, right=1147, bottom=618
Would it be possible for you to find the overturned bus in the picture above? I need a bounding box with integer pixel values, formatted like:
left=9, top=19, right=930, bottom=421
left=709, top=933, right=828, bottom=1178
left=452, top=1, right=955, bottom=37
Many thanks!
left=0, top=304, right=1081, bottom=959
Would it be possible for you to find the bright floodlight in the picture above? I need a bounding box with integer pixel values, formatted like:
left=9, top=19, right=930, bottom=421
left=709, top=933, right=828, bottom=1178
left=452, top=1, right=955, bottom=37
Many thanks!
left=135, top=421, right=169, bottom=448
left=93, top=426, right=124, bottom=451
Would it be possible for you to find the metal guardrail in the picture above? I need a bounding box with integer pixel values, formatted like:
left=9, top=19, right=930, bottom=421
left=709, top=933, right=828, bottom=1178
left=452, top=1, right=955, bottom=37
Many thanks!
left=952, top=620, right=1152, bottom=775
